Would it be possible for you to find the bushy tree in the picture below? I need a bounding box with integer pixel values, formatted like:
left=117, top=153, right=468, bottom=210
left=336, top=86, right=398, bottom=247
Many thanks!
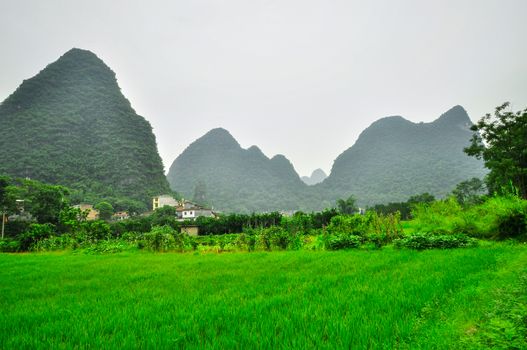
left=407, top=193, right=435, bottom=206
left=465, top=102, right=527, bottom=199
left=0, top=176, right=8, bottom=207
left=31, top=185, right=68, bottom=225
left=95, top=201, right=114, bottom=221
left=337, top=195, right=359, bottom=214
left=452, top=178, right=486, bottom=206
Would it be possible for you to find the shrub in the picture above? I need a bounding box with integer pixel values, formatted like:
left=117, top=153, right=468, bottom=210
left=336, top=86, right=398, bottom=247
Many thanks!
left=367, top=211, right=403, bottom=247
left=495, top=206, right=526, bottom=240
left=463, top=195, right=527, bottom=239
left=258, top=228, right=272, bottom=251
left=408, top=195, right=527, bottom=240
left=410, top=197, right=463, bottom=234
left=3, top=220, right=31, bottom=239
left=19, top=223, right=56, bottom=251
left=120, top=231, right=143, bottom=244
left=83, top=240, right=132, bottom=254
left=32, top=234, right=76, bottom=252
left=142, top=225, right=176, bottom=252
left=326, top=214, right=369, bottom=237
left=83, top=220, right=112, bottom=241
left=0, top=238, right=21, bottom=252
left=394, top=233, right=478, bottom=250
left=269, top=227, right=290, bottom=250
left=325, top=234, right=361, bottom=250
left=246, top=233, right=257, bottom=252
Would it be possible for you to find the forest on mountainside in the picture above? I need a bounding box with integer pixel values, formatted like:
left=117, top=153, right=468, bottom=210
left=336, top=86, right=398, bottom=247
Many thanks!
left=0, top=49, right=170, bottom=207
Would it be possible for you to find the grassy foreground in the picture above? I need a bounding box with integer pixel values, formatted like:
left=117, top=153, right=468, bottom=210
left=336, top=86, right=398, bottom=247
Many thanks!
left=0, top=244, right=526, bottom=349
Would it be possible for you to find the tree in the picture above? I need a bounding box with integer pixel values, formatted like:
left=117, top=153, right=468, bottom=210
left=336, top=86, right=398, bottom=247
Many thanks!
left=95, top=201, right=114, bottom=221
left=0, top=176, right=8, bottom=206
left=337, top=195, right=359, bottom=215
left=407, top=193, right=436, bottom=206
left=452, top=178, right=486, bottom=206
left=0, top=176, right=9, bottom=239
left=31, top=184, right=68, bottom=225
left=465, top=102, right=527, bottom=199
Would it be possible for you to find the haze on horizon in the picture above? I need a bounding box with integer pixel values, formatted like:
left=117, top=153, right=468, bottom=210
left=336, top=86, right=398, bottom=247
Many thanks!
left=1, top=0, right=526, bottom=177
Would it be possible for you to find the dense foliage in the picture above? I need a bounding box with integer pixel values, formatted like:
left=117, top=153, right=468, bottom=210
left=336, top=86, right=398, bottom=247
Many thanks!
left=465, top=102, right=527, bottom=199
left=368, top=192, right=436, bottom=220
left=0, top=48, right=170, bottom=205
left=2, top=171, right=525, bottom=254
left=320, top=105, right=486, bottom=206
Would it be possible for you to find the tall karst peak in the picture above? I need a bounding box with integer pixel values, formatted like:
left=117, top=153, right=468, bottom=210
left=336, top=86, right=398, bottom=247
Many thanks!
left=247, top=145, right=268, bottom=159
left=167, top=128, right=307, bottom=213
left=433, top=105, right=472, bottom=127
left=0, top=48, right=170, bottom=205
left=1, top=47, right=123, bottom=115
left=301, top=168, right=327, bottom=186
left=321, top=105, right=485, bottom=206
left=196, top=127, right=241, bottom=149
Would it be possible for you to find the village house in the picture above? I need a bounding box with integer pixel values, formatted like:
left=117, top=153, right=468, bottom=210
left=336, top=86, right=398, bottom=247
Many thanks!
left=73, top=203, right=99, bottom=221
left=152, top=195, right=179, bottom=210
left=152, top=195, right=217, bottom=221
left=112, top=211, right=130, bottom=221
left=175, top=200, right=217, bottom=221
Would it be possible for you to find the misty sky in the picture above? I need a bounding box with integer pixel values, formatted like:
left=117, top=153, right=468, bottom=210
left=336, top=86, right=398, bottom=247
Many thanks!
left=1, top=0, right=526, bottom=177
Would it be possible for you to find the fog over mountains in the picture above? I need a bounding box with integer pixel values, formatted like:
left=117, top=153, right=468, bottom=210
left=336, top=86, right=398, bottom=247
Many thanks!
left=168, top=106, right=486, bottom=212
left=301, top=169, right=327, bottom=186
left=318, top=105, right=487, bottom=206
left=0, top=48, right=486, bottom=211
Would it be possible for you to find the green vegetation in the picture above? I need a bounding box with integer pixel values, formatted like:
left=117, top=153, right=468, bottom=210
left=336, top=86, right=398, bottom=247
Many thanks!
left=0, top=245, right=526, bottom=349
left=2, top=172, right=526, bottom=253
left=167, top=106, right=486, bottom=212
left=369, top=192, right=436, bottom=220
left=167, top=128, right=314, bottom=212
left=465, top=102, right=527, bottom=199
left=0, top=48, right=170, bottom=206
left=336, top=195, right=359, bottom=214
left=95, top=201, right=114, bottom=221
left=321, top=105, right=487, bottom=206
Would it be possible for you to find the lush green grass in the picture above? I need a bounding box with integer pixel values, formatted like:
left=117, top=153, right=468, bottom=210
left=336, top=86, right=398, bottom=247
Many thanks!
left=1, top=244, right=526, bottom=349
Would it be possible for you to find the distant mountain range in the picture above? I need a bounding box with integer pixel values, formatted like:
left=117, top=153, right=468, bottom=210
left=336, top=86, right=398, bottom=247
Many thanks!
left=168, top=106, right=486, bottom=212
left=0, top=48, right=170, bottom=205
left=301, top=169, right=327, bottom=185
left=166, top=128, right=311, bottom=212
left=0, top=48, right=487, bottom=212
left=318, top=105, right=487, bottom=206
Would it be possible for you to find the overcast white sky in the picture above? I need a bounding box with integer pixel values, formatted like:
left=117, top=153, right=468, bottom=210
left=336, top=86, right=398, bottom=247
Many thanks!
left=1, top=0, right=526, bottom=176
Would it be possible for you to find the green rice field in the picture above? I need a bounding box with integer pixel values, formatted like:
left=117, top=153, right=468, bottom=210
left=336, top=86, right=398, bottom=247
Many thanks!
left=1, top=243, right=526, bottom=349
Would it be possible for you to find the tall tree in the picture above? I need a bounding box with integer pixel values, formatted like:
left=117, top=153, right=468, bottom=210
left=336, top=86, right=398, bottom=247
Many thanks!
left=31, top=184, right=68, bottom=225
left=452, top=178, right=486, bottom=206
left=0, top=176, right=9, bottom=239
left=95, top=202, right=114, bottom=221
left=337, top=195, right=359, bottom=215
left=464, top=103, right=527, bottom=199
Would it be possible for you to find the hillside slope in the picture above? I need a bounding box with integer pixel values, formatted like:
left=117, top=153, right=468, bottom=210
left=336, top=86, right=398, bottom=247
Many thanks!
left=0, top=48, right=170, bottom=204
left=301, top=169, right=327, bottom=185
left=167, top=128, right=311, bottom=212
left=319, top=105, right=486, bottom=205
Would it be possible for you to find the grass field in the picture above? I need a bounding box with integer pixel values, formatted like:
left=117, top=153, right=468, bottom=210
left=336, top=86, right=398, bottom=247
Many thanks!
left=1, top=244, right=526, bottom=349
